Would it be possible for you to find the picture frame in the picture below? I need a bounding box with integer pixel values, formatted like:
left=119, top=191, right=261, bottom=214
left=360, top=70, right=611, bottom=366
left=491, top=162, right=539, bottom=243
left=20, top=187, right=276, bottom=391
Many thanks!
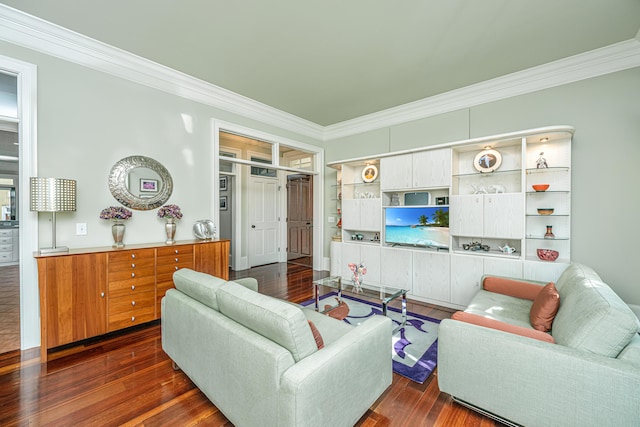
left=361, top=164, right=378, bottom=183
left=220, top=176, right=227, bottom=191
left=139, top=178, right=158, bottom=192
left=473, top=149, right=502, bottom=173
left=220, top=196, right=228, bottom=211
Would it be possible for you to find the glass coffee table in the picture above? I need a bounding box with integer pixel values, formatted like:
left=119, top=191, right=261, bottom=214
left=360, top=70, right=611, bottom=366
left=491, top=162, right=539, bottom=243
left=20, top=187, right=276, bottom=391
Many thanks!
left=312, top=276, right=408, bottom=333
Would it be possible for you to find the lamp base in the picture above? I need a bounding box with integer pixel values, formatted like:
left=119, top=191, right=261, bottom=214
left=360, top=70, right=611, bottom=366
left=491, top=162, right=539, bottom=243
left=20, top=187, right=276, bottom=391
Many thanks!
left=38, top=246, right=70, bottom=254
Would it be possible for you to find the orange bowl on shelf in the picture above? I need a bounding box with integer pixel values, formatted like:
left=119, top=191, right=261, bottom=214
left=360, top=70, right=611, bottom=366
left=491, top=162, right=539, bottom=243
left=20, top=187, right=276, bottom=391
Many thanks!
left=537, top=208, right=554, bottom=215
left=537, top=249, right=559, bottom=262
left=532, top=184, right=550, bottom=192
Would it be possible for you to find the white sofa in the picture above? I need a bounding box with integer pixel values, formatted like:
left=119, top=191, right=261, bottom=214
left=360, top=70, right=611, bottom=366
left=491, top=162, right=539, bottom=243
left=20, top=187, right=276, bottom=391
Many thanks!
left=162, top=269, right=393, bottom=427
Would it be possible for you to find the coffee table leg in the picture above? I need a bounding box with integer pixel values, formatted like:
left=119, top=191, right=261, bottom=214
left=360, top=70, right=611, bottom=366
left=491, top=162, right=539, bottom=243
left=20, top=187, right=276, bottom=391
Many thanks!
left=314, top=283, right=320, bottom=311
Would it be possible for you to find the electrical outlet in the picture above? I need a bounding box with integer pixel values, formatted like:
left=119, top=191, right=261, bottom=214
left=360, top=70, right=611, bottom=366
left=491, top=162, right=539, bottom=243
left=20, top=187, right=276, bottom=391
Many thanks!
left=76, top=223, right=87, bottom=236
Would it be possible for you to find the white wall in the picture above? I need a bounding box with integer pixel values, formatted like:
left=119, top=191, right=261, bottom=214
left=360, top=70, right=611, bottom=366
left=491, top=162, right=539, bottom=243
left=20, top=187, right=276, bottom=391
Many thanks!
left=325, top=67, right=640, bottom=306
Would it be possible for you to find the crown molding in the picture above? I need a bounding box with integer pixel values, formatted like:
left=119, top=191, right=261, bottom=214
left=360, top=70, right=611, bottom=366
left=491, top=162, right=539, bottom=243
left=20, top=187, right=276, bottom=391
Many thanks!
left=324, top=38, right=640, bottom=141
left=0, top=5, right=638, bottom=143
left=0, top=5, right=325, bottom=141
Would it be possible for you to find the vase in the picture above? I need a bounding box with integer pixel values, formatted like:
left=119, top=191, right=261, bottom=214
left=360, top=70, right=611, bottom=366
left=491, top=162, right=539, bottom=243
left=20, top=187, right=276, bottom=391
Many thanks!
left=165, top=218, right=176, bottom=244
left=352, top=274, right=363, bottom=293
left=544, top=225, right=555, bottom=239
left=112, top=221, right=125, bottom=248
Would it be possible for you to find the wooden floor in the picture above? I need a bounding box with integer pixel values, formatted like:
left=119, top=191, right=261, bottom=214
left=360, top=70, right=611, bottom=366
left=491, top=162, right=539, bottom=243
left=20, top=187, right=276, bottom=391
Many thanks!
left=0, top=262, right=505, bottom=426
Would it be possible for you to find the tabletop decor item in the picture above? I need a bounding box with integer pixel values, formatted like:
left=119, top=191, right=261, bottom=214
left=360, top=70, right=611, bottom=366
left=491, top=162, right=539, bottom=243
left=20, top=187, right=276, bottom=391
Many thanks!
left=157, top=204, right=183, bottom=244
left=193, top=219, right=216, bottom=240
left=361, top=164, right=378, bottom=183
left=100, top=206, right=133, bottom=248
left=544, top=225, right=555, bottom=239
left=537, top=248, right=559, bottom=261
left=536, top=152, right=549, bottom=168
left=473, top=148, right=502, bottom=173
left=537, top=208, right=554, bottom=215
left=348, top=262, right=367, bottom=293
left=532, top=184, right=550, bottom=192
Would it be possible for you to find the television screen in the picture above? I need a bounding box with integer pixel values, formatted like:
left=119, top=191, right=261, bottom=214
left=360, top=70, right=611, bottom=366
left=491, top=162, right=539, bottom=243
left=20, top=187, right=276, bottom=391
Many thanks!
left=384, top=206, right=449, bottom=249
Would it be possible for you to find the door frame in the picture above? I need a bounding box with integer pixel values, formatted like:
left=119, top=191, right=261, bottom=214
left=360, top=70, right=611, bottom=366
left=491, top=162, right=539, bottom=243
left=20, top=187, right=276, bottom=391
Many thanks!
left=0, top=54, right=39, bottom=350
left=212, top=120, right=324, bottom=271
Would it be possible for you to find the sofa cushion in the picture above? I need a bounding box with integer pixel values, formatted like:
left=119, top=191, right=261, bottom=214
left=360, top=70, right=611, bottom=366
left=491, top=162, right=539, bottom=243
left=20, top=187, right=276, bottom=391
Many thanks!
left=302, top=307, right=353, bottom=345
left=529, top=282, right=560, bottom=332
left=217, top=282, right=318, bottom=362
left=465, top=289, right=534, bottom=329
left=553, top=263, right=639, bottom=357
left=172, top=268, right=227, bottom=311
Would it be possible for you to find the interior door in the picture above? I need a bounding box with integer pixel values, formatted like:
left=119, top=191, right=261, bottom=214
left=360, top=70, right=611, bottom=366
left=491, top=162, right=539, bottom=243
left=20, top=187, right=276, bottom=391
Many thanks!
left=248, top=176, right=279, bottom=267
left=287, top=175, right=313, bottom=266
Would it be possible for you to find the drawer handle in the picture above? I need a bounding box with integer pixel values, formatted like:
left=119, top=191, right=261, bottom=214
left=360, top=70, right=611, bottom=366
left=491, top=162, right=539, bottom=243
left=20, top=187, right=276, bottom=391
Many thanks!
left=175, top=249, right=179, bottom=254
left=175, top=266, right=179, bottom=271
left=131, top=273, right=135, bottom=278
left=131, top=301, right=136, bottom=306
left=131, top=263, right=136, bottom=268
left=131, top=285, right=135, bottom=290
left=131, top=254, right=136, bottom=259
left=131, top=316, right=135, bottom=322
left=175, top=258, right=179, bottom=262
left=100, top=292, right=105, bottom=298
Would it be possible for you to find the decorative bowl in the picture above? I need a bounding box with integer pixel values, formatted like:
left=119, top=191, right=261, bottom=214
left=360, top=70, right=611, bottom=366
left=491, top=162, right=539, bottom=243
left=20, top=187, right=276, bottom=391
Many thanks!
left=537, top=249, right=559, bottom=262
left=537, top=208, right=554, bottom=215
left=193, top=220, right=216, bottom=240
left=532, top=184, right=550, bottom=192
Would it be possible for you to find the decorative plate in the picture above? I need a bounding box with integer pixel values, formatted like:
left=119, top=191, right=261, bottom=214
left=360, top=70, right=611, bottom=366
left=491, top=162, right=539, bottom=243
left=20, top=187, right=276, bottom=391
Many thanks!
left=473, top=149, right=502, bottom=173
left=362, top=164, right=378, bottom=183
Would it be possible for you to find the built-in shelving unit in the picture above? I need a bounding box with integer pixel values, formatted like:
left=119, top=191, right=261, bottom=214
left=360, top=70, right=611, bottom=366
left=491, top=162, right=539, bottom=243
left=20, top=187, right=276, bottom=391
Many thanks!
left=327, top=126, right=573, bottom=309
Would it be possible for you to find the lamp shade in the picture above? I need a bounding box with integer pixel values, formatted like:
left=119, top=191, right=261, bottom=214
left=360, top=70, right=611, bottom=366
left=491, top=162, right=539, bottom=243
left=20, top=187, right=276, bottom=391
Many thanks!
left=30, top=177, right=76, bottom=212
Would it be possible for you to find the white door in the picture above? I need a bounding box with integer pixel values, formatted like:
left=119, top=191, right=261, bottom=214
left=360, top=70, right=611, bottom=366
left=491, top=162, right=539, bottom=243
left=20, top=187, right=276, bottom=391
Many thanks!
left=249, top=177, right=279, bottom=267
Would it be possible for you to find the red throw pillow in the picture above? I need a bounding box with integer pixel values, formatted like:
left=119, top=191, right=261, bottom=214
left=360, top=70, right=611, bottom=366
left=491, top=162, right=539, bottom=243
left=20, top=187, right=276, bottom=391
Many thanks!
left=529, top=282, right=560, bottom=332
left=308, top=320, right=324, bottom=349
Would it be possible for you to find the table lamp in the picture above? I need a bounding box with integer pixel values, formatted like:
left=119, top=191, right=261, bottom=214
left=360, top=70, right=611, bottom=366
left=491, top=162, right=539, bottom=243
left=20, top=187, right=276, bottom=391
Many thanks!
left=30, top=177, right=77, bottom=254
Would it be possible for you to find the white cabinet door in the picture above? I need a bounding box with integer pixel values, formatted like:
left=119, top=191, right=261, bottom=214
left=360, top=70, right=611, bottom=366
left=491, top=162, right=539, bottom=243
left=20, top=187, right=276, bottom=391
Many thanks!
left=483, top=257, right=523, bottom=279
left=450, top=195, right=483, bottom=237
left=524, top=261, right=569, bottom=283
left=484, top=193, right=524, bottom=239
left=341, top=243, right=381, bottom=284
left=381, top=247, right=413, bottom=291
left=381, top=154, right=412, bottom=190
left=413, top=148, right=452, bottom=188
left=450, top=254, right=483, bottom=306
left=359, top=199, right=382, bottom=231
left=341, top=199, right=360, bottom=230
left=413, top=251, right=450, bottom=302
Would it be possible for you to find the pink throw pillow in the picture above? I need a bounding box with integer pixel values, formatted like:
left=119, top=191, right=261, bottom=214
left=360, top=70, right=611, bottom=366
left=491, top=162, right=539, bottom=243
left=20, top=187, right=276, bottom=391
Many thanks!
left=529, top=282, right=560, bottom=332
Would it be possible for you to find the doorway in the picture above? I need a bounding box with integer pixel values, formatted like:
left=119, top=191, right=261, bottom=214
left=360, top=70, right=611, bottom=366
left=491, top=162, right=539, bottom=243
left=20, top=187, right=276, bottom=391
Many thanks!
left=287, top=174, right=313, bottom=267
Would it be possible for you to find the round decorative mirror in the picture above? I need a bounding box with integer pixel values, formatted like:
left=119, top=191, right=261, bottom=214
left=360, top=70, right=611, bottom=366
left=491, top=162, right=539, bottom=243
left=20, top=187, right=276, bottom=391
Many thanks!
left=108, top=155, right=173, bottom=210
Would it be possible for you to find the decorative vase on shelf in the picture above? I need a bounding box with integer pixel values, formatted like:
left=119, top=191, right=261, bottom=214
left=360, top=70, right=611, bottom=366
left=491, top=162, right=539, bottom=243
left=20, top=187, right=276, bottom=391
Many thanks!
left=544, top=225, right=555, bottom=239
left=165, top=218, right=176, bottom=245
left=112, top=221, right=125, bottom=248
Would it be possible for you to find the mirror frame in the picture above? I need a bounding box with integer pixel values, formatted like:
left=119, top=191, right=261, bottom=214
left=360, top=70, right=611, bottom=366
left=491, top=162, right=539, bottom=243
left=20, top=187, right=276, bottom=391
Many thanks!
left=108, top=155, right=173, bottom=210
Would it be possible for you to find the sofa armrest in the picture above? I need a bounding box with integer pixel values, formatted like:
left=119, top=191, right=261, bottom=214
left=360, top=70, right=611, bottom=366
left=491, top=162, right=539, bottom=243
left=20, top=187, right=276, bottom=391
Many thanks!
left=482, top=275, right=547, bottom=300
left=231, top=277, right=259, bottom=292
left=438, top=319, right=640, bottom=427
left=451, top=311, right=554, bottom=343
left=278, top=315, right=392, bottom=427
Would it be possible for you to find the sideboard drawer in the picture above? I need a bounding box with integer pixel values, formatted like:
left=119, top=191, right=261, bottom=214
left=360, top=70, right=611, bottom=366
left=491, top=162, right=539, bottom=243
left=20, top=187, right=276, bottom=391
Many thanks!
left=0, top=237, right=12, bottom=245
left=157, top=244, right=193, bottom=257
left=0, top=243, right=12, bottom=253
left=108, top=248, right=155, bottom=263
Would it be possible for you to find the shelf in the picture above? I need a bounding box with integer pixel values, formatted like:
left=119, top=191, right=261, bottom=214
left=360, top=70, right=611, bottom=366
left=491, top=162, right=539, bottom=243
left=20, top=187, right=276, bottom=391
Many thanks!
left=525, top=167, right=569, bottom=174
left=526, top=236, right=570, bottom=241
left=452, top=249, right=521, bottom=259
left=343, top=182, right=380, bottom=188
left=525, top=255, right=570, bottom=264
left=526, top=191, right=570, bottom=195
left=525, top=214, right=569, bottom=217
left=452, top=169, right=520, bottom=179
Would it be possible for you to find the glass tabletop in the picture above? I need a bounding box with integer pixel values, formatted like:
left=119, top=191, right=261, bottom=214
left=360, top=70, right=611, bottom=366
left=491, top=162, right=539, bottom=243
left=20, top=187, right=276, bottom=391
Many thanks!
left=312, top=276, right=407, bottom=304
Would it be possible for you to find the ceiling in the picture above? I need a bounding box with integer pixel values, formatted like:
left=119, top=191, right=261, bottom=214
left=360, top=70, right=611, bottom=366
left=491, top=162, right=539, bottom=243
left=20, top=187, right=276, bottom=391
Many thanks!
left=2, top=1, right=639, bottom=126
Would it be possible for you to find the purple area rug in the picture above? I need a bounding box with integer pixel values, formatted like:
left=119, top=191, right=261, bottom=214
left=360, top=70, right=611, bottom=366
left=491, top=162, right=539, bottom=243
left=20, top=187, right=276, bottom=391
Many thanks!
left=303, top=293, right=440, bottom=384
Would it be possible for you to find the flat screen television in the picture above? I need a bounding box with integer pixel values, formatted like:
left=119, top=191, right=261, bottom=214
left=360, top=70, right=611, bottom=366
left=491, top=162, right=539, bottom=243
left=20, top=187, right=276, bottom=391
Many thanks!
left=384, top=206, right=449, bottom=249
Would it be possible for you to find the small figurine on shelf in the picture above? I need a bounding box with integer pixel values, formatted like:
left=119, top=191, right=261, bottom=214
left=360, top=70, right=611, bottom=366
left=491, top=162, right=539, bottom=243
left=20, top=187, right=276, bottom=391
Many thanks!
left=536, top=152, right=548, bottom=168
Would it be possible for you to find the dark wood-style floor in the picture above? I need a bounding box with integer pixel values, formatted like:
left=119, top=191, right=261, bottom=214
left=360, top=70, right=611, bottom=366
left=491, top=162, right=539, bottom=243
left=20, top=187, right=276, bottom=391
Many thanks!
left=0, top=263, right=504, bottom=426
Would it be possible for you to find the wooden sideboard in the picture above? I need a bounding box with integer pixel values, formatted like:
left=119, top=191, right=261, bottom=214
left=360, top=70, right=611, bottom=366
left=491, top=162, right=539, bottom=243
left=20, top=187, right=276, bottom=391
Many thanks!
left=35, top=239, right=229, bottom=362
